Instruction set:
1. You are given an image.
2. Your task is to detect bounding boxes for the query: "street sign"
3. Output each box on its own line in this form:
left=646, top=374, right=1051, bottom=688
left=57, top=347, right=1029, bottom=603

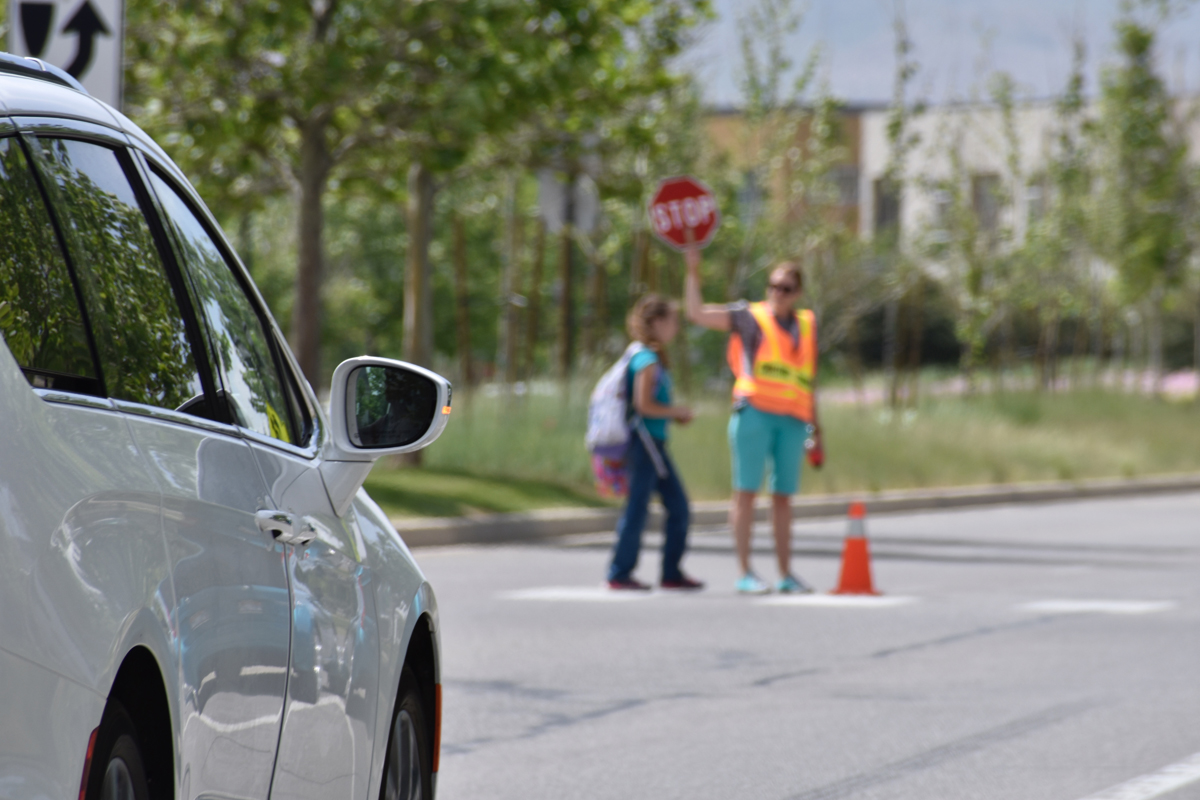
left=8, top=0, right=123, bottom=108
left=538, top=170, right=598, bottom=234
left=648, top=175, right=720, bottom=250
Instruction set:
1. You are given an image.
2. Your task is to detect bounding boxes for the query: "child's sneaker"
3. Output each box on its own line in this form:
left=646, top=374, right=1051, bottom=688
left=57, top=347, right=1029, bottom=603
left=735, top=572, right=770, bottom=595
left=777, top=574, right=814, bottom=594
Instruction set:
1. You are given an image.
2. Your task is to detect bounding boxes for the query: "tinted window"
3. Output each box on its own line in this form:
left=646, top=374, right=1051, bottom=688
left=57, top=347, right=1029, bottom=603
left=28, top=137, right=203, bottom=411
left=147, top=170, right=300, bottom=444
left=0, top=137, right=98, bottom=393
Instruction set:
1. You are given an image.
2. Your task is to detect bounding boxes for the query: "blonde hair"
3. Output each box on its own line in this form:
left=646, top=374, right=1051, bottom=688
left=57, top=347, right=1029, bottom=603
left=626, top=293, right=677, bottom=369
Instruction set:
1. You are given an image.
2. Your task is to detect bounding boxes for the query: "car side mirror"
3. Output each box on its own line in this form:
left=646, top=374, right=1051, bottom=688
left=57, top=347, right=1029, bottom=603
left=320, top=357, right=452, bottom=515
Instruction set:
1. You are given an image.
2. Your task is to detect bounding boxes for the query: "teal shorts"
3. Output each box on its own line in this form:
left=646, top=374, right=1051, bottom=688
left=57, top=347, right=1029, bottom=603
left=728, top=404, right=811, bottom=495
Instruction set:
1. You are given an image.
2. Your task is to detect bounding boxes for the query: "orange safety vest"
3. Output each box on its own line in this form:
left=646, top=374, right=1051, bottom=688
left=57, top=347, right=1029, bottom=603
left=727, top=302, right=816, bottom=422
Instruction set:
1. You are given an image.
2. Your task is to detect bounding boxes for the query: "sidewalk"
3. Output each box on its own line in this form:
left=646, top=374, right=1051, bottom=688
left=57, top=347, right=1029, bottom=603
left=391, top=472, right=1200, bottom=548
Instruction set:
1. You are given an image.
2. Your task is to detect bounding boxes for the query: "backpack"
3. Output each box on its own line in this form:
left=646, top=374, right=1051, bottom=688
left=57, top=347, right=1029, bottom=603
left=586, top=342, right=667, bottom=497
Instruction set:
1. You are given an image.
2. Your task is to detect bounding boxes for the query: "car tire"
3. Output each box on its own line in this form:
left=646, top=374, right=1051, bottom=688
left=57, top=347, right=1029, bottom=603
left=87, top=701, right=151, bottom=800
left=380, top=667, right=432, bottom=800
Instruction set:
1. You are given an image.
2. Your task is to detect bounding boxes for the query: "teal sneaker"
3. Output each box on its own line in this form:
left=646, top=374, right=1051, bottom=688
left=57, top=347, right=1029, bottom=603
left=777, top=574, right=814, bottom=594
left=735, top=572, right=771, bottom=595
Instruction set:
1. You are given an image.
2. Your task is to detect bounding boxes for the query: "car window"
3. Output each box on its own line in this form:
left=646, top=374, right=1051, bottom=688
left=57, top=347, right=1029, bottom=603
left=146, top=169, right=302, bottom=445
left=0, top=136, right=99, bottom=394
left=26, top=137, right=204, bottom=411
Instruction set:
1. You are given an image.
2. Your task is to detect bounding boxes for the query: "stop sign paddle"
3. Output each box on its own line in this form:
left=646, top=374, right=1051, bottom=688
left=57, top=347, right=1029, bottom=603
left=648, top=175, right=720, bottom=251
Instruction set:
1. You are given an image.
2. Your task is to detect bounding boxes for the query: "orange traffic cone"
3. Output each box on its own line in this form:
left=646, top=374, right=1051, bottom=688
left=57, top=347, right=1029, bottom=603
left=831, top=501, right=880, bottom=595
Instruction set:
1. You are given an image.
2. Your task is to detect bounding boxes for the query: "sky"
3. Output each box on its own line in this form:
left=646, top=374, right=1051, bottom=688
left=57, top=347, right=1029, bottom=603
left=682, top=0, right=1200, bottom=108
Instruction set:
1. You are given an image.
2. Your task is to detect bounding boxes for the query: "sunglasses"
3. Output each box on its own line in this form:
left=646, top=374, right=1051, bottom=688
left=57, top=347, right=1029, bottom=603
left=768, top=282, right=799, bottom=294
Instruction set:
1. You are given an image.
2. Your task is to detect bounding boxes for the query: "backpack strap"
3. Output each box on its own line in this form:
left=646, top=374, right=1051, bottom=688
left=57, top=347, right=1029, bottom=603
left=625, top=344, right=669, bottom=480
left=633, top=418, right=669, bottom=479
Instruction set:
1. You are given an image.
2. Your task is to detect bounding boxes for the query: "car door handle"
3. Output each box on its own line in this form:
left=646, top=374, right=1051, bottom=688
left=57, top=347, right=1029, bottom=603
left=256, top=510, right=315, bottom=546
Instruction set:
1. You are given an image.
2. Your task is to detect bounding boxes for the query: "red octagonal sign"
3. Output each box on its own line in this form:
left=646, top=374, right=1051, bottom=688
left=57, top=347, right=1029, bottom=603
left=648, top=175, right=720, bottom=251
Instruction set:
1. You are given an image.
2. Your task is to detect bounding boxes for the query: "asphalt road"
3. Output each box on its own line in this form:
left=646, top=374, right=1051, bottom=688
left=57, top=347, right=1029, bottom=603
left=416, top=494, right=1200, bottom=800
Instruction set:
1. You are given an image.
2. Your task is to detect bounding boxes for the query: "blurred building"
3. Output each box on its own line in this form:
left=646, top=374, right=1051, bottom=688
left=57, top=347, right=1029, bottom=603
left=703, top=103, right=873, bottom=235
left=703, top=98, right=1178, bottom=245
left=857, top=100, right=1060, bottom=245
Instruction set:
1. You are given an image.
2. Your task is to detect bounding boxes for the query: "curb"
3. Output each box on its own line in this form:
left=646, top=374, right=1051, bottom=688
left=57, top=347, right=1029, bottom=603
left=391, top=473, right=1200, bottom=548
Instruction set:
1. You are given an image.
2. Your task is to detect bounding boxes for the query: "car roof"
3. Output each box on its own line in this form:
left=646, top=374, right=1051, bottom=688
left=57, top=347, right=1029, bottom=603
left=0, top=53, right=185, bottom=185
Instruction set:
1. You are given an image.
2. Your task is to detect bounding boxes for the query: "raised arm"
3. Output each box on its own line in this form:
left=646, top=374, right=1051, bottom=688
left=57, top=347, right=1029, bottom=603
left=684, top=247, right=732, bottom=331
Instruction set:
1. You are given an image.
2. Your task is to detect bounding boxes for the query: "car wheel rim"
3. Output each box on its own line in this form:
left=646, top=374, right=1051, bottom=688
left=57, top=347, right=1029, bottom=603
left=384, top=709, right=422, bottom=800
left=101, top=757, right=135, bottom=800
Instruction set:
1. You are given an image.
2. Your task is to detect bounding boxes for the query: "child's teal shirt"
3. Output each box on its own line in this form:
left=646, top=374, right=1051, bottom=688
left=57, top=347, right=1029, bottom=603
left=627, top=348, right=672, bottom=441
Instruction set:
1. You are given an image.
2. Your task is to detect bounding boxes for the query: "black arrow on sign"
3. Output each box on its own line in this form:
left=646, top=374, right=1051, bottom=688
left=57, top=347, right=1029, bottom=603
left=62, top=0, right=111, bottom=79
left=20, top=3, right=55, bottom=58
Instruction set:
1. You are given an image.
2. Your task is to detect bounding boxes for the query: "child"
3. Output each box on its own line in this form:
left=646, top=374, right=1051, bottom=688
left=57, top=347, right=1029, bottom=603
left=607, top=294, right=704, bottom=591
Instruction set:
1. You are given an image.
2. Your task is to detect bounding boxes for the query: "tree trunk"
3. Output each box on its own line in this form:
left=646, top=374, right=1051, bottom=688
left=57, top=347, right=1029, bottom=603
left=291, top=117, right=333, bottom=386
left=905, top=278, right=924, bottom=405
left=497, top=174, right=519, bottom=384
left=507, top=211, right=524, bottom=384
left=452, top=212, right=473, bottom=387
left=848, top=311, right=865, bottom=406
left=581, top=245, right=597, bottom=364
left=404, top=162, right=435, bottom=369
left=1070, top=313, right=1088, bottom=390
left=523, top=219, right=546, bottom=380
left=1035, top=310, right=1054, bottom=392
left=558, top=175, right=575, bottom=380
left=1046, top=315, right=1060, bottom=392
left=1001, top=309, right=1015, bottom=392
left=1090, top=280, right=1104, bottom=387
left=1194, top=290, right=1200, bottom=404
left=591, top=246, right=608, bottom=358
left=631, top=229, right=651, bottom=296
left=401, top=163, right=435, bottom=467
left=882, top=293, right=900, bottom=407
left=1149, top=285, right=1164, bottom=394
left=1112, top=323, right=1126, bottom=391
left=597, top=251, right=609, bottom=350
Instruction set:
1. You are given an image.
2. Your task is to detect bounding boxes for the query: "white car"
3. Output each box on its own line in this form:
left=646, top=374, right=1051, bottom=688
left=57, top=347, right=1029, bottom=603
left=0, top=55, right=447, bottom=800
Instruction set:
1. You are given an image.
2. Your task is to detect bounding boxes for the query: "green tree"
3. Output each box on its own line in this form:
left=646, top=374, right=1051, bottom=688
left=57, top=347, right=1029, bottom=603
left=879, top=3, right=924, bottom=403
left=1018, top=40, right=1094, bottom=389
left=1093, top=6, right=1192, bottom=384
left=127, top=0, right=706, bottom=386
left=126, top=0, right=565, bottom=383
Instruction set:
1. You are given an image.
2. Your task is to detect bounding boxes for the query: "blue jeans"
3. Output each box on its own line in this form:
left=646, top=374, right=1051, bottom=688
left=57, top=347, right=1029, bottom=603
left=608, top=434, right=690, bottom=583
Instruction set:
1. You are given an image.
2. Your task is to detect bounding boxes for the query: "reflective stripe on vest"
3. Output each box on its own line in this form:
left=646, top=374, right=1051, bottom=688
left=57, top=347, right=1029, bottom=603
left=727, top=302, right=816, bottom=421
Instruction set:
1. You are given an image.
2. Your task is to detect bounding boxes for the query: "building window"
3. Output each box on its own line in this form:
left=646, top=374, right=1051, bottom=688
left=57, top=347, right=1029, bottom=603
left=971, top=173, right=1001, bottom=235
left=830, top=165, right=859, bottom=207
left=874, top=178, right=900, bottom=236
left=930, top=189, right=952, bottom=244
left=1026, top=180, right=1047, bottom=224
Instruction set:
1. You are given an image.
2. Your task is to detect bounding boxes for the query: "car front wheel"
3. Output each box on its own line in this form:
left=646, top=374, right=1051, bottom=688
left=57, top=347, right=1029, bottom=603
left=381, top=667, right=432, bottom=800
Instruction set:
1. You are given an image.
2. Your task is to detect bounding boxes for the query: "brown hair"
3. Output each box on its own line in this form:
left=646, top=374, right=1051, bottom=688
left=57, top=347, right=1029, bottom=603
left=770, top=261, right=804, bottom=293
left=626, top=293, right=677, bottom=369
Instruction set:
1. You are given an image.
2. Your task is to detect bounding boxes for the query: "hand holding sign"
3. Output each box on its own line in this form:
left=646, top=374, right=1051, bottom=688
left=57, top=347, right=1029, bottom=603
left=648, top=176, right=720, bottom=251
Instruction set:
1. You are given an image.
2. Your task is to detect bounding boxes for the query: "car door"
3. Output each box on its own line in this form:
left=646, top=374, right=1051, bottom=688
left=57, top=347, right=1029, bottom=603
left=23, top=129, right=291, bottom=800
left=0, top=128, right=167, bottom=800
left=141, top=165, right=381, bottom=800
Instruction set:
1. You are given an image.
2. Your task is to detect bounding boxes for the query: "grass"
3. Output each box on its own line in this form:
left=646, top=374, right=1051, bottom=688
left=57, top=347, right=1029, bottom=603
left=363, top=465, right=610, bottom=518
left=363, top=378, right=1200, bottom=518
